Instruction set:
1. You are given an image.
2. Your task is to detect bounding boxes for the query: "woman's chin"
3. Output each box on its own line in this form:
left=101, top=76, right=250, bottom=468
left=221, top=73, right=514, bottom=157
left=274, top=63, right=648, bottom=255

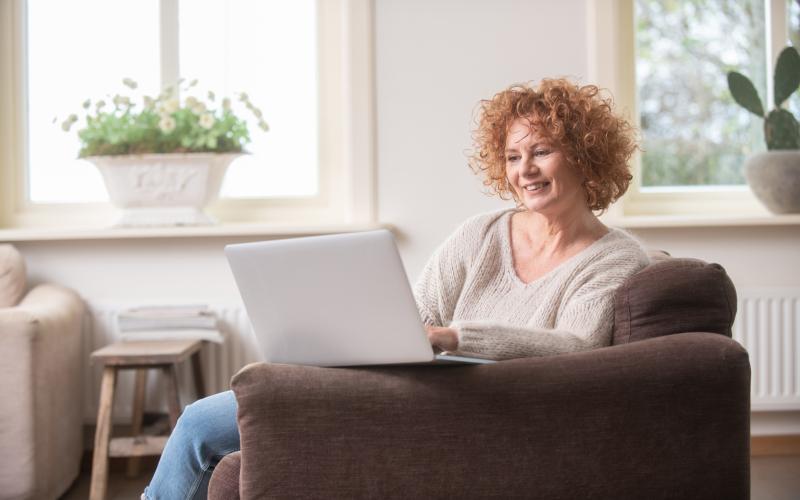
left=520, top=194, right=554, bottom=213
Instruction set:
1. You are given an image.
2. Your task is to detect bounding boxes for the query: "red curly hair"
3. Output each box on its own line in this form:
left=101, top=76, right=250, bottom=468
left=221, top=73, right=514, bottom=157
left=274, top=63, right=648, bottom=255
left=469, top=78, right=638, bottom=212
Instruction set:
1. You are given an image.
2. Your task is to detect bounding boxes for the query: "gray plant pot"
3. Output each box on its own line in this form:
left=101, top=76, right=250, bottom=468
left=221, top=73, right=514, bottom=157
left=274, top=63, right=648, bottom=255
left=744, top=151, right=800, bottom=214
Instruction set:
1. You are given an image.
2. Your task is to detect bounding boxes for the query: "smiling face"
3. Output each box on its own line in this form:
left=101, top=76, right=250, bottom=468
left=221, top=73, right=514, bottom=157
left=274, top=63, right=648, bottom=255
left=504, top=118, right=588, bottom=217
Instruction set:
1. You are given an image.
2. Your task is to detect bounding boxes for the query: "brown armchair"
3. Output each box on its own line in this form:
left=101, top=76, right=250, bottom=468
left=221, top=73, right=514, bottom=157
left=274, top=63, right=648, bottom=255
left=209, top=255, right=750, bottom=500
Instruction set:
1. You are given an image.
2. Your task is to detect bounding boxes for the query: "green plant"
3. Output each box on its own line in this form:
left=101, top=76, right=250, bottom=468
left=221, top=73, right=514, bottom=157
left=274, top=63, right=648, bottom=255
left=60, top=78, right=269, bottom=157
left=727, top=46, right=800, bottom=150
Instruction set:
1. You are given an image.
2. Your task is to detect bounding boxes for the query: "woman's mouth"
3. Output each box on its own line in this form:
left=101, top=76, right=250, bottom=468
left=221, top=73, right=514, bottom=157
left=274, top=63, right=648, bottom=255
left=523, top=182, right=550, bottom=192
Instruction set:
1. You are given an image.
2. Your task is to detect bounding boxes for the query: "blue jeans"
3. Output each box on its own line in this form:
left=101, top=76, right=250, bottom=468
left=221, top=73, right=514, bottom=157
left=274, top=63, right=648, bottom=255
left=143, top=390, right=240, bottom=500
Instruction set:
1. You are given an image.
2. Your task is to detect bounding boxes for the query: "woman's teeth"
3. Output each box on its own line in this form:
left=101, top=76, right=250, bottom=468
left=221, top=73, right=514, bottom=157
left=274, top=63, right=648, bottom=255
left=524, top=182, right=549, bottom=191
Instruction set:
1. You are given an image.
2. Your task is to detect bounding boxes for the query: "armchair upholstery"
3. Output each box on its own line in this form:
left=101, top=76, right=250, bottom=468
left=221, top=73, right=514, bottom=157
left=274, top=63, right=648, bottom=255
left=209, top=255, right=750, bottom=500
left=0, top=245, right=85, bottom=500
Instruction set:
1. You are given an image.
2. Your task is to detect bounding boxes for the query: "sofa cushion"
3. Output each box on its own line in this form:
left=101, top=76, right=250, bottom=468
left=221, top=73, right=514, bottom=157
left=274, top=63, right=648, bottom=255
left=0, top=245, right=26, bottom=308
left=612, top=258, right=737, bottom=344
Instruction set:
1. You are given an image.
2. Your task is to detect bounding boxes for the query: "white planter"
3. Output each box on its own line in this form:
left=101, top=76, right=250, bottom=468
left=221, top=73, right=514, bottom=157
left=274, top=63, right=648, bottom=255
left=744, top=151, right=800, bottom=214
left=87, top=153, right=241, bottom=227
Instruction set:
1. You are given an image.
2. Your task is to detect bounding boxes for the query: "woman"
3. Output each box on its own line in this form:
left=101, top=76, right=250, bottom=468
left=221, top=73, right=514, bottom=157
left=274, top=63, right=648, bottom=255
left=142, top=78, right=649, bottom=499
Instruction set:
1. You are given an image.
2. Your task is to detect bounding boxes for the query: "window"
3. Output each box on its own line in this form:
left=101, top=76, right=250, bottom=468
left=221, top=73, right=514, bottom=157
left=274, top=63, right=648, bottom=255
left=179, top=0, right=318, bottom=199
left=0, top=0, right=374, bottom=228
left=26, top=0, right=161, bottom=203
left=635, top=0, right=766, bottom=188
left=588, top=0, right=793, bottom=217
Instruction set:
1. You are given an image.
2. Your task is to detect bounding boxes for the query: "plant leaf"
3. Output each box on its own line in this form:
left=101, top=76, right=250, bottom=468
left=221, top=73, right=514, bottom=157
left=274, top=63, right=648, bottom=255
left=774, top=46, right=800, bottom=107
left=728, top=72, right=764, bottom=117
left=764, top=108, right=800, bottom=149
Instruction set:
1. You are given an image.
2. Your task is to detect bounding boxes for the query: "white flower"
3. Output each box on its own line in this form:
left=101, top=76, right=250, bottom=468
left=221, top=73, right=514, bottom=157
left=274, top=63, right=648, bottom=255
left=185, top=96, right=199, bottom=108
left=159, top=115, right=177, bottom=133
left=61, top=114, right=78, bottom=131
left=222, top=98, right=231, bottom=111
left=143, top=96, right=155, bottom=110
left=161, top=85, right=175, bottom=100
left=112, top=95, right=131, bottom=109
left=163, top=98, right=179, bottom=114
left=199, top=113, right=215, bottom=130
left=191, top=103, right=206, bottom=114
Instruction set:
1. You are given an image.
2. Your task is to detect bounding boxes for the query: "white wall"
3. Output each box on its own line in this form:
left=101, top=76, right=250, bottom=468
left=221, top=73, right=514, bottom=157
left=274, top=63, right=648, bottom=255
left=376, top=0, right=588, bottom=277
left=7, top=0, right=799, bottom=434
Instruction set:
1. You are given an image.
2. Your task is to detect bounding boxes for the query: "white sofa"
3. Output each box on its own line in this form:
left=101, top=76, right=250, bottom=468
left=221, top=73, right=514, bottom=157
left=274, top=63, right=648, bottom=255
left=0, top=244, right=85, bottom=500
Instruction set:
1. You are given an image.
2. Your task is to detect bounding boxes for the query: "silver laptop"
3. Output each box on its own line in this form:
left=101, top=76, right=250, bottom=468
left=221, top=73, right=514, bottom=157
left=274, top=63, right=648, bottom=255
left=224, top=230, right=495, bottom=367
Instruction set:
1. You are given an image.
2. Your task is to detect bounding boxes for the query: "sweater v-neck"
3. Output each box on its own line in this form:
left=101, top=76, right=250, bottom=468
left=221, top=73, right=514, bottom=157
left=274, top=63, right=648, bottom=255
left=502, top=210, right=615, bottom=287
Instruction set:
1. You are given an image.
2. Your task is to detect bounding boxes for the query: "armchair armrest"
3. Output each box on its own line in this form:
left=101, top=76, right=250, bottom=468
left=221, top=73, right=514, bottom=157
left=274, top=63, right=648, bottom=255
left=0, top=284, right=86, bottom=499
left=230, top=332, right=750, bottom=500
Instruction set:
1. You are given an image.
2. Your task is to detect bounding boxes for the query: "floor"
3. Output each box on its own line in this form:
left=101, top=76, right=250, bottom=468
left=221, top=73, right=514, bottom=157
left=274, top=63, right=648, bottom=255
left=59, top=455, right=800, bottom=500
left=750, top=455, right=800, bottom=500
left=59, top=456, right=155, bottom=500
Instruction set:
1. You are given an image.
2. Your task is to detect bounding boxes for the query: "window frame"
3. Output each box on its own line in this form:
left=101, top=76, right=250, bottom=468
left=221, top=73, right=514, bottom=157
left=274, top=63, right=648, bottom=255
left=0, top=0, right=376, bottom=229
left=587, top=0, right=787, bottom=218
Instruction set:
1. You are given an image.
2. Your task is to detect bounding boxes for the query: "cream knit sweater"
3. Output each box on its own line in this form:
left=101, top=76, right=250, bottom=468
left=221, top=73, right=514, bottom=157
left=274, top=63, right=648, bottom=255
left=413, top=209, right=650, bottom=360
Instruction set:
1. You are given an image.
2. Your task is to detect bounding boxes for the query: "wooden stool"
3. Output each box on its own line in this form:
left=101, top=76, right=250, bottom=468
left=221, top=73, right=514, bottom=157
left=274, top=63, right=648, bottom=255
left=88, top=339, right=206, bottom=500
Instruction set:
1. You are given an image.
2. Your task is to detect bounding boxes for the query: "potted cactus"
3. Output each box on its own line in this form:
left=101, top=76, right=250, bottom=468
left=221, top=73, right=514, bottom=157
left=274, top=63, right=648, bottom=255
left=728, top=46, right=800, bottom=213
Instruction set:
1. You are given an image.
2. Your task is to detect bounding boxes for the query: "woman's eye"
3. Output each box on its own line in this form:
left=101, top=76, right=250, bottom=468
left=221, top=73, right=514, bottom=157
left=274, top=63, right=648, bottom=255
left=534, top=149, right=550, bottom=157
left=506, top=155, right=520, bottom=162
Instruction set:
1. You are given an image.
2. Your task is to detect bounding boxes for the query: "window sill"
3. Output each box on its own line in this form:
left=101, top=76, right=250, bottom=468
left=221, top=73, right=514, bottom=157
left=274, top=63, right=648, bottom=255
left=0, top=222, right=392, bottom=242
left=602, top=213, right=800, bottom=229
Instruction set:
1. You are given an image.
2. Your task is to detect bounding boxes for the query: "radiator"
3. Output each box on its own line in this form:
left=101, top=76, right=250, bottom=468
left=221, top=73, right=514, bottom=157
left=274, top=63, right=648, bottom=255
left=83, top=302, right=262, bottom=423
left=733, top=288, right=800, bottom=411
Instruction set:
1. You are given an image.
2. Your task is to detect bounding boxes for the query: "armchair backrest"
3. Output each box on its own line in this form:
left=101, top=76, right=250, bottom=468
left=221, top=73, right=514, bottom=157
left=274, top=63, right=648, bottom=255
left=612, top=255, right=737, bottom=345
left=0, top=244, right=26, bottom=308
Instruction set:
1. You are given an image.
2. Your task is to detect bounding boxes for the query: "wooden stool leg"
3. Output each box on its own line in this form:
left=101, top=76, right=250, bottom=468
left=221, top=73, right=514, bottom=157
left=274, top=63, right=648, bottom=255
left=126, top=368, right=148, bottom=478
left=163, top=364, right=182, bottom=430
left=89, top=366, right=117, bottom=500
left=191, top=350, right=206, bottom=398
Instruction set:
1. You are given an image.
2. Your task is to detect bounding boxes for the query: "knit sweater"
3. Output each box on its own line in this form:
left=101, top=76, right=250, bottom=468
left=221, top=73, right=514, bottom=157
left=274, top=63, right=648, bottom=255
left=413, top=209, right=650, bottom=360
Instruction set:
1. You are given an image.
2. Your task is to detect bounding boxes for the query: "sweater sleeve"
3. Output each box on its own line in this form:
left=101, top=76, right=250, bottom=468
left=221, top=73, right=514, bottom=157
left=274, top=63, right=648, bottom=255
left=412, top=213, right=491, bottom=327
left=449, top=244, right=649, bottom=360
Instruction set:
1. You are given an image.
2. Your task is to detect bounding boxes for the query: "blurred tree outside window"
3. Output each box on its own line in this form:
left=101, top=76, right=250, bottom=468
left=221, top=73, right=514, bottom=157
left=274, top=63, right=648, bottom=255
left=635, top=0, right=773, bottom=188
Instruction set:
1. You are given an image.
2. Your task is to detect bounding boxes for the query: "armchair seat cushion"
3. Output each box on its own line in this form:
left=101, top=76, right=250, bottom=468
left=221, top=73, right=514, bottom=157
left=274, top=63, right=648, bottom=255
left=209, top=452, right=241, bottom=500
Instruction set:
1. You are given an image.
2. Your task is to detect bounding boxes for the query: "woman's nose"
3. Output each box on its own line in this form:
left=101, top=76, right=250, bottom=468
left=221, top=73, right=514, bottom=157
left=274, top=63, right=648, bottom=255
left=521, top=158, right=540, bottom=176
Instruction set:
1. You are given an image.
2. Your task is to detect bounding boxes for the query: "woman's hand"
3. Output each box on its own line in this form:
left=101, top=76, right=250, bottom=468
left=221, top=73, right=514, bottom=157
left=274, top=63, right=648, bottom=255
left=425, top=326, right=459, bottom=352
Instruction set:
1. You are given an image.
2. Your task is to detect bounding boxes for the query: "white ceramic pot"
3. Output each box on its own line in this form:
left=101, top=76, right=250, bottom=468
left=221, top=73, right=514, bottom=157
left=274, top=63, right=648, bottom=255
left=87, top=153, right=241, bottom=227
left=744, top=151, right=800, bottom=214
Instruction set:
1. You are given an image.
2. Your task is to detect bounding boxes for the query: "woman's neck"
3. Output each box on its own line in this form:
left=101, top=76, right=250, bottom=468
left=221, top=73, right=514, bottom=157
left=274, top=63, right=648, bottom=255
left=514, top=207, right=608, bottom=256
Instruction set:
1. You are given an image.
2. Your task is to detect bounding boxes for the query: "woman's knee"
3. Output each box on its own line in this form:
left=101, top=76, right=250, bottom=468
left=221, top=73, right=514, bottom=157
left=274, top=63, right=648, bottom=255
left=173, top=390, right=239, bottom=451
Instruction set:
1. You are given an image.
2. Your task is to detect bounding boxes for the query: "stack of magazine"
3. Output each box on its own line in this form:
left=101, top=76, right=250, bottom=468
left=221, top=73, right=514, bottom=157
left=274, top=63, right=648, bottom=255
left=117, top=304, right=223, bottom=343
